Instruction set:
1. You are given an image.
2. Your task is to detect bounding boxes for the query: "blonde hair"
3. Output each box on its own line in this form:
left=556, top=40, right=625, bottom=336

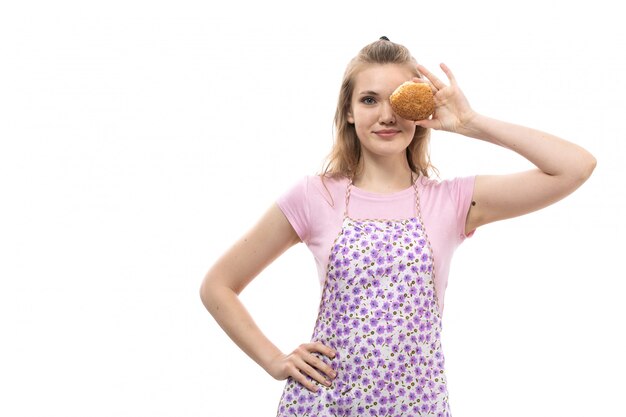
left=321, top=38, right=438, bottom=179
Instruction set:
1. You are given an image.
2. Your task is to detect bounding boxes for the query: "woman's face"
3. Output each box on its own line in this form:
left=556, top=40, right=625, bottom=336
left=348, top=63, right=417, bottom=162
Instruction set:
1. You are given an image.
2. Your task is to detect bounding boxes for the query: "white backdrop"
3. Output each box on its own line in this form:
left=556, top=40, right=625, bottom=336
left=1, top=1, right=625, bottom=416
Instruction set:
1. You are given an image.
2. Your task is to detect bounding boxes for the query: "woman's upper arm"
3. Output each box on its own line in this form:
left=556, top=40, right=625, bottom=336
left=204, top=203, right=301, bottom=294
left=465, top=169, right=591, bottom=234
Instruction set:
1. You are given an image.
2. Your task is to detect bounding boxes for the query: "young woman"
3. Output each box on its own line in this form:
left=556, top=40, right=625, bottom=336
left=200, top=37, right=596, bottom=416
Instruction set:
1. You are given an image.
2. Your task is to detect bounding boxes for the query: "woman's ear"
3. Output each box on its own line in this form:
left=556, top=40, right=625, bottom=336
left=347, top=110, right=354, bottom=124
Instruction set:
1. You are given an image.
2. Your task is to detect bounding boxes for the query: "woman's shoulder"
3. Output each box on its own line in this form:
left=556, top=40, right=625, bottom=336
left=306, top=174, right=350, bottom=207
left=419, top=174, right=476, bottom=205
left=419, top=174, right=475, bottom=189
left=280, top=174, right=349, bottom=207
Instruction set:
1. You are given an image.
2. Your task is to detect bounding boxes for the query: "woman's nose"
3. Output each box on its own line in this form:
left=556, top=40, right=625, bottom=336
left=379, top=100, right=397, bottom=124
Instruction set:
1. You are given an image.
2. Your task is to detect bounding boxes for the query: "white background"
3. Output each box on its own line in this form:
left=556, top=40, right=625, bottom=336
left=1, top=1, right=625, bottom=416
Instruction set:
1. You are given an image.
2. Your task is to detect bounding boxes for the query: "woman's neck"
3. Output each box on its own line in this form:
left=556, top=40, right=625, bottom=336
left=353, top=156, right=414, bottom=193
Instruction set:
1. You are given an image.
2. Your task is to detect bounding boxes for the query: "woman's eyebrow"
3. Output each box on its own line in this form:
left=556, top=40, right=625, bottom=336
left=358, top=90, right=380, bottom=96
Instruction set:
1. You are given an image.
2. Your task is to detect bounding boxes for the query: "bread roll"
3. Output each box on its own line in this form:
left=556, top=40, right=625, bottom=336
left=389, top=81, right=435, bottom=121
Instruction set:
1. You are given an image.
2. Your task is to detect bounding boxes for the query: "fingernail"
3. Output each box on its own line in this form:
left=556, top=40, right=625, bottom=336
left=325, top=380, right=331, bottom=386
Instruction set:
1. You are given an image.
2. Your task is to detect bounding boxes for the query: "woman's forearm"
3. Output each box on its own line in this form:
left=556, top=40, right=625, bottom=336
left=200, top=281, right=282, bottom=372
left=458, top=113, right=596, bottom=180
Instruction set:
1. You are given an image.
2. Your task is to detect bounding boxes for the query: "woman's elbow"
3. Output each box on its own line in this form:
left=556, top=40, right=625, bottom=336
left=577, top=152, right=597, bottom=183
left=199, top=272, right=221, bottom=312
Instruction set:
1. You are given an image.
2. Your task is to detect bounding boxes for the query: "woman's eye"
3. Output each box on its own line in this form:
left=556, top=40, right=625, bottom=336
left=361, top=97, right=376, bottom=105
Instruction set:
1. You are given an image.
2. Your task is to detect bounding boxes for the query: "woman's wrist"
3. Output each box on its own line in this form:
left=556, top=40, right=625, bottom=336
left=454, top=110, right=483, bottom=138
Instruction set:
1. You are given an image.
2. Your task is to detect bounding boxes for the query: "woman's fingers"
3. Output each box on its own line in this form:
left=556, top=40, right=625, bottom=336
left=439, top=62, right=457, bottom=86
left=417, top=64, right=446, bottom=90
left=289, top=342, right=337, bottom=392
left=298, top=342, right=336, bottom=378
left=306, top=341, right=336, bottom=360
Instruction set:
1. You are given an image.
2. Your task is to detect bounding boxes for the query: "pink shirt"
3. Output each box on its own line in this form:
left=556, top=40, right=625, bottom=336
left=277, top=174, right=476, bottom=316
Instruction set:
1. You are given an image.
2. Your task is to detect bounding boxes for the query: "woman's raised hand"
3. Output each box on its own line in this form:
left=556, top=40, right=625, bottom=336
left=265, top=342, right=337, bottom=392
left=414, top=63, right=477, bottom=133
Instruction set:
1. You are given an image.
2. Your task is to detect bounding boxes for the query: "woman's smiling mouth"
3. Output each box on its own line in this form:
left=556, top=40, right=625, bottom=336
left=374, top=129, right=401, bottom=138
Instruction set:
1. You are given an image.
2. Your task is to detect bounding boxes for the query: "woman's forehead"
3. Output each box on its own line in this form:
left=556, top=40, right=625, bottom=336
left=353, top=64, right=415, bottom=94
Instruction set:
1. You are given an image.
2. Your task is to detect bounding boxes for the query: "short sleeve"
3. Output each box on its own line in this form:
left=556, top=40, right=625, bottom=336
left=276, top=176, right=311, bottom=244
left=446, top=175, right=477, bottom=240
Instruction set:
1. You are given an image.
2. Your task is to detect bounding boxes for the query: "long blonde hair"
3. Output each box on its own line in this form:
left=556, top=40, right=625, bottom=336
left=321, top=37, right=437, bottom=179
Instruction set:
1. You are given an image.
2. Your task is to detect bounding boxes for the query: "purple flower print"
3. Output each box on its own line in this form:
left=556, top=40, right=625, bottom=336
left=276, top=214, right=449, bottom=417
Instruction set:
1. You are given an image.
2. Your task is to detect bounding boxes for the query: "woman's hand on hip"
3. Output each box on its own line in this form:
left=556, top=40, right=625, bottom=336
left=266, top=342, right=337, bottom=392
